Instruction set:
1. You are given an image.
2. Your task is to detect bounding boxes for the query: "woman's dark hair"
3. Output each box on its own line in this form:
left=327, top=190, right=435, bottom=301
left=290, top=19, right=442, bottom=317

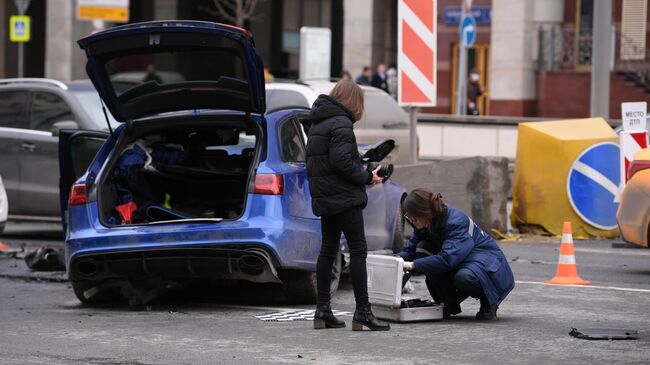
left=402, top=188, right=448, bottom=230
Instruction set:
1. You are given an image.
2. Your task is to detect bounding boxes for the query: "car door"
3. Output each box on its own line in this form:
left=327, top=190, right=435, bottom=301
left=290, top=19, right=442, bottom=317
left=18, top=90, right=79, bottom=217
left=278, top=112, right=317, bottom=220
left=0, top=90, right=30, bottom=215
left=359, top=140, right=399, bottom=252
left=59, top=130, right=109, bottom=231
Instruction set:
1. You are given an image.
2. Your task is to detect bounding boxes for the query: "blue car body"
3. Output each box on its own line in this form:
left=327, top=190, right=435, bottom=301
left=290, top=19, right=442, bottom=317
left=60, top=21, right=405, bottom=303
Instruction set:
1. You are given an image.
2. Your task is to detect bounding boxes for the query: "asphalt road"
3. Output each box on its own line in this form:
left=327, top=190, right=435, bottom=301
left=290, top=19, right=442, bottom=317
left=1, top=223, right=649, bottom=364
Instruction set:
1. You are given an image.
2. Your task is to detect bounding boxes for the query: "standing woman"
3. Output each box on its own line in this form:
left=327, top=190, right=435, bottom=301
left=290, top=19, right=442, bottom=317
left=399, top=188, right=515, bottom=320
left=306, top=80, right=389, bottom=331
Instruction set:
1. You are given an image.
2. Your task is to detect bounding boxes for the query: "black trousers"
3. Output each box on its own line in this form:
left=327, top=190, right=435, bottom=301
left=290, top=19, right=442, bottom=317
left=425, top=268, right=485, bottom=309
left=317, top=207, right=369, bottom=307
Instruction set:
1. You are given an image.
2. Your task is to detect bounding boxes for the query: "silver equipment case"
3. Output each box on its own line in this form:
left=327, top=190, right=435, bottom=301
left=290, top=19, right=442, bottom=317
left=367, top=254, right=443, bottom=322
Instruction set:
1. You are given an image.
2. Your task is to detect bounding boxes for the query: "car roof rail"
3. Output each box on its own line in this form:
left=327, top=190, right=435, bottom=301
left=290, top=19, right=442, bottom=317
left=0, top=78, right=68, bottom=90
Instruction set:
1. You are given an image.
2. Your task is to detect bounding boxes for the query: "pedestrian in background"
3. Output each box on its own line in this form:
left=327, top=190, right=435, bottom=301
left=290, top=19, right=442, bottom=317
left=340, top=70, right=352, bottom=81
left=355, top=66, right=372, bottom=86
left=305, top=80, right=389, bottom=331
left=371, top=63, right=389, bottom=93
left=398, top=188, right=514, bottom=320
left=386, top=64, right=398, bottom=100
left=467, top=68, right=485, bottom=115
left=142, top=64, right=162, bottom=84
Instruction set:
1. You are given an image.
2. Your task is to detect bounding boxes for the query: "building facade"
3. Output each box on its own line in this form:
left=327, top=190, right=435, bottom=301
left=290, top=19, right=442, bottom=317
left=1, top=0, right=648, bottom=119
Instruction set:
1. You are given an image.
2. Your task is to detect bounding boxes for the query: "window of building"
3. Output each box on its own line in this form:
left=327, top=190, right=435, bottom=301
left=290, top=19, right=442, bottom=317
left=574, top=0, right=594, bottom=69
left=30, top=92, right=75, bottom=132
left=621, top=0, right=648, bottom=60
left=0, top=91, right=29, bottom=129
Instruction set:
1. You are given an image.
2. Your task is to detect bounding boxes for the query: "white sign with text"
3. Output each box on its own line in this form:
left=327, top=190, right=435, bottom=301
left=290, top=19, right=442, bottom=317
left=621, top=102, right=647, bottom=131
left=299, top=27, right=331, bottom=81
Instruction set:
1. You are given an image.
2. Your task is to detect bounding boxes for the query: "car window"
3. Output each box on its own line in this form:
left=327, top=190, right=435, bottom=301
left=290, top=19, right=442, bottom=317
left=279, top=119, right=306, bottom=162
left=266, top=89, right=310, bottom=111
left=0, top=91, right=29, bottom=129
left=30, top=92, right=75, bottom=131
left=71, top=136, right=106, bottom=178
left=70, top=90, right=120, bottom=129
left=357, top=92, right=407, bottom=130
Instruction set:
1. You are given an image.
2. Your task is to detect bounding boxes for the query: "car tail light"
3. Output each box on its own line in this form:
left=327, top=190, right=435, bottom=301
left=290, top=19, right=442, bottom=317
left=254, top=174, right=284, bottom=195
left=68, top=184, right=88, bottom=206
left=628, top=160, right=650, bottom=180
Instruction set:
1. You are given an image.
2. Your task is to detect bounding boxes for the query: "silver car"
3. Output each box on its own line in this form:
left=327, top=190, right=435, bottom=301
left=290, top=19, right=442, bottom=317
left=266, top=81, right=412, bottom=164
left=0, top=78, right=116, bottom=221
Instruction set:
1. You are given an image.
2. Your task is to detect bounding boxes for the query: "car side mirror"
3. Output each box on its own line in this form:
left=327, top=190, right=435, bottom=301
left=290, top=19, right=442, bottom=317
left=51, top=120, right=79, bottom=136
left=360, top=139, right=396, bottom=163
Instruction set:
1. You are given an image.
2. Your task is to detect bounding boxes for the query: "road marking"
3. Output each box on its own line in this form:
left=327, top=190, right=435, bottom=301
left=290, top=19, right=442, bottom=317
left=516, top=280, right=650, bottom=293
left=574, top=247, right=650, bottom=256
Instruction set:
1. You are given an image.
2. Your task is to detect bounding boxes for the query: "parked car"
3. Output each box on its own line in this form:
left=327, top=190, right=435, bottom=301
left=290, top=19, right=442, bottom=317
left=266, top=81, right=412, bottom=164
left=0, top=175, right=7, bottom=233
left=617, top=148, right=650, bottom=248
left=0, top=78, right=117, bottom=221
left=61, top=21, right=406, bottom=305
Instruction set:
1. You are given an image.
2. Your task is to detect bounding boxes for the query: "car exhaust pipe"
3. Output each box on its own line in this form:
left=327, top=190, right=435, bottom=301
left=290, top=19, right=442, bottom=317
left=238, top=254, right=266, bottom=276
left=76, top=259, right=99, bottom=277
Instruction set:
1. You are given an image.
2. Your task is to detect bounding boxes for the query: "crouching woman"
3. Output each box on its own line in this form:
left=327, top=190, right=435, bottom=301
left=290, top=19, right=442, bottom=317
left=398, top=189, right=514, bottom=320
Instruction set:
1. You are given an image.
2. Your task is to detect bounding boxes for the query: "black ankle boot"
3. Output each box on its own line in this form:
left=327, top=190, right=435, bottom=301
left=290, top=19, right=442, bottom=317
left=442, top=302, right=462, bottom=319
left=475, top=297, right=498, bottom=320
left=352, top=304, right=390, bottom=331
left=313, top=304, right=346, bottom=329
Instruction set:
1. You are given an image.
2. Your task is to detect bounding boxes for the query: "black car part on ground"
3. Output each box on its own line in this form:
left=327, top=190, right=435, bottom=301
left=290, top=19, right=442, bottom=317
left=569, top=328, right=639, bottom=340
left=24, top=247, right=66, bottom=271
left=95, top=116, right=261, bottom=226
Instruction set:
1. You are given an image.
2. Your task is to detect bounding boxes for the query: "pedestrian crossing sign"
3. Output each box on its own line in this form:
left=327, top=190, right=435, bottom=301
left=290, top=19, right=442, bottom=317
left=9, top=15, right=30, bottom=42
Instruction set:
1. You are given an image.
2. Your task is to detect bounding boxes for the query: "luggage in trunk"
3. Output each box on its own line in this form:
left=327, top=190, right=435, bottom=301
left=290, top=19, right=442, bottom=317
left=98, top=123, right=257, bottom=225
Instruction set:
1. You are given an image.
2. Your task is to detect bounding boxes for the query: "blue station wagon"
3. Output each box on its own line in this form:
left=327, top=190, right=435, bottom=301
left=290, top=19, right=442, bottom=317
left=60, top=21, right=406, bottom=305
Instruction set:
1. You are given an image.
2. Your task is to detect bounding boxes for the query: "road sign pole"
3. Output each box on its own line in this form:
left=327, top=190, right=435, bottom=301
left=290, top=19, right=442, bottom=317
left=13, top=0, right=30, bottom=78
left=18, top=43, right=24, bottom=78
left=590, top=0, right=612, bottom=118
left=409, top=106, right=418, bottom=164
left=455, top=1, right=468, bottom=116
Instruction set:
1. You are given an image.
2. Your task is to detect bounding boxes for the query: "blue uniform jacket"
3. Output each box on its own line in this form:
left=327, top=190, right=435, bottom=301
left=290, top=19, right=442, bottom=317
left=398, top=206, right=515, bottom=305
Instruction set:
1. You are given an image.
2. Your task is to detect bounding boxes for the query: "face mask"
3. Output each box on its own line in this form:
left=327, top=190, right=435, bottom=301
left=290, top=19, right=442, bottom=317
left=470, top=74, right=480, bottom=82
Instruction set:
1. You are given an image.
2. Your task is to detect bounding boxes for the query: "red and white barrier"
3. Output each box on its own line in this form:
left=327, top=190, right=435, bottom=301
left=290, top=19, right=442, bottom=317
left=620, top=130, right=648, bottom=184
left=398, top=0, right=437, bottom=106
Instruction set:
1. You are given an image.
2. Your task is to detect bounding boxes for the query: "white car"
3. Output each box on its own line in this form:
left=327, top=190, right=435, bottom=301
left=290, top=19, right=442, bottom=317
left=0, top=175, right=7, bottom=233
left=266, top=81, right=412, bottom=164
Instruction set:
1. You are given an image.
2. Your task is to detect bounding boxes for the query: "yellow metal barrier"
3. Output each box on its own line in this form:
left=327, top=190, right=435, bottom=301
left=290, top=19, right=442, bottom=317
left=511, top=118, right=619, bottom=238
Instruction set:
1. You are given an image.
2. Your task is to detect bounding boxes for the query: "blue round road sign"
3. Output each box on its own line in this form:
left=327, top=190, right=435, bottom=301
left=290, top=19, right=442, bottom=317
left=566, top=142, right=621, bottom=230
left=460, top=15, right=477, bottom=47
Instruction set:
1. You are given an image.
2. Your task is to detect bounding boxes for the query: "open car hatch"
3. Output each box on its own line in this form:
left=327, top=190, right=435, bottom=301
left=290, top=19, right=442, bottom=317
left=78, top=21, right=266, bottom=123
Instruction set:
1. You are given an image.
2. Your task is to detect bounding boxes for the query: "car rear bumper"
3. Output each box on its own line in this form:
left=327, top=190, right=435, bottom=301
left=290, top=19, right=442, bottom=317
left=65, top=199, right=323, bottom=280
left=68, top=246, right=281, bottom=283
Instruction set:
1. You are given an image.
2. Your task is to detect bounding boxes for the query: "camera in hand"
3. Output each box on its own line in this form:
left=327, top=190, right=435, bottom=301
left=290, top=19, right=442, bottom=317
left=367, top=162, right=394, bottom=183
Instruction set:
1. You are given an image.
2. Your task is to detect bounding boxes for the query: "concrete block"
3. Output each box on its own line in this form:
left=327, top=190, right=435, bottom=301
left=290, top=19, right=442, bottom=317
left=392, top=157, right=510, bottom=234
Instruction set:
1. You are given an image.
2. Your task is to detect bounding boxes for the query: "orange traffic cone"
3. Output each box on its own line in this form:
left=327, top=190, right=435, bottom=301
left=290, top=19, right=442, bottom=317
left=544, top=221, right=591, bottom=285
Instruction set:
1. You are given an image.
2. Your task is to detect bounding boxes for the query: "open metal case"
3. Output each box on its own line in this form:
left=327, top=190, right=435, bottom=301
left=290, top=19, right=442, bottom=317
left=367, top=255, right=443, bottom=322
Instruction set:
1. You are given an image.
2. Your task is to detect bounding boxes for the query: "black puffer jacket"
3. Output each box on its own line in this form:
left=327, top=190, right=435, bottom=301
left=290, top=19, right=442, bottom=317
left=306, top=95, right=372, bottom=216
